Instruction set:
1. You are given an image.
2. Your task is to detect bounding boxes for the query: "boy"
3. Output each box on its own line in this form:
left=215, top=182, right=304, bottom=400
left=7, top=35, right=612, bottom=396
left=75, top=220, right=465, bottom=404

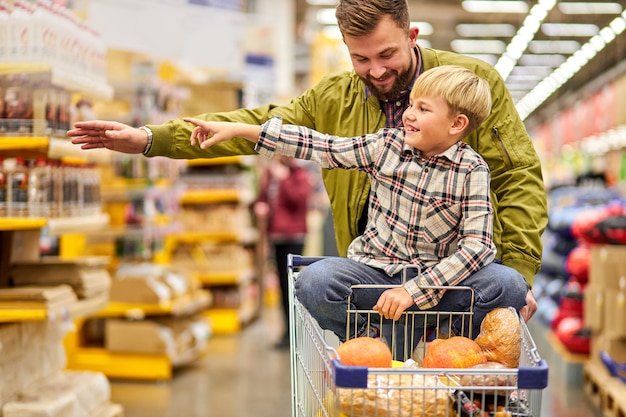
left=184, top=66, right=529, bottom=353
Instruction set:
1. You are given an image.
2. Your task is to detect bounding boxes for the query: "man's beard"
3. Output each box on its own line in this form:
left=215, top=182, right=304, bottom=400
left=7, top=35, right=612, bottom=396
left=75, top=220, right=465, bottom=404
left=362, top=67, right=413, bottom=101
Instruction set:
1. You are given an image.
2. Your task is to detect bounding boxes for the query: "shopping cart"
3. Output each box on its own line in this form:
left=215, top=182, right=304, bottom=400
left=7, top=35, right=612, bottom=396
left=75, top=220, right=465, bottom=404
left=287, top=255, right=549, bottom=417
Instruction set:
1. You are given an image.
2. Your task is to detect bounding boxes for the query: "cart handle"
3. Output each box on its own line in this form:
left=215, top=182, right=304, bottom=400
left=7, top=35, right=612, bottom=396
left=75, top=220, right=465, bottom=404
left=287, top=254, right=328, bottom=267
left=332, top=358, right=549, bottom=389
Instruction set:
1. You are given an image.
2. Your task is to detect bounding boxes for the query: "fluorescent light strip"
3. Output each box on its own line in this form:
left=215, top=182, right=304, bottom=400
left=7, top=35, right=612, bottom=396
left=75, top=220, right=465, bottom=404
left=558, top=2, right=622, bottom=15
left=462, top=1, right=528, bottom=13
left=451, top=39, right=506, bottom=54
left=527, top=40, right=581, bottom=54
left=316, top=8, right=336, bottom=25
left=412, top=21, right=434, bottom=36
left=494, top=0, right=557, bottom=80
left=456, top=23, right=516, bottom=37
left=541, top=23, right=599, bottom=37
left=516, top=15, right=626, bottom=120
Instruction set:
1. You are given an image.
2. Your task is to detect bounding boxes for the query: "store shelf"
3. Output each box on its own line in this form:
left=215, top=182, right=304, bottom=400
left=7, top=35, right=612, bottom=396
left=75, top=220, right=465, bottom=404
left=186, top=155, right=256, bottom=167
left=180, top=188, right=255, bottom=205
left=47, top=137, right=113, bottom=165
left=203, top=308, right=241, bottom=334
left=0, top=136, right=112, bottom=164
left=91, top=291, right=212, bottom=319
left=47, top=213, right=110, bottom=236
left=0, top=63, right=113, bottom=100
left=166, top=228, right=259, bottom=245
left=0, top=137, right=49, bottom=158
left=194, top=269, right=255, bottom=286
left=0, top=218, right=47, bottom=231
left=0, top=293, right=108, bottom=323
left=65, top=347, right=174, bottom=380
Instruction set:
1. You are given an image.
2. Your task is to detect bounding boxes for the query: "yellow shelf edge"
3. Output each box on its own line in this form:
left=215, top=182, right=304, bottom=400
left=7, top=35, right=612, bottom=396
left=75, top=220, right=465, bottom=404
left=0, top=217, right=47, bottom=231
left=180, top=189, right=241, bottom=204
left=0, top=137, right=49, bottom=150
left=186, top=155, right=255, bottom=167
left=66, top=347, right=172, bottom=380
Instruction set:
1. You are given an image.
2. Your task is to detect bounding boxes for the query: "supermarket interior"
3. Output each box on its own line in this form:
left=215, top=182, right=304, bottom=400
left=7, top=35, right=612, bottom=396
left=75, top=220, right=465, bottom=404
left=1, top=0, right=626, bottom=416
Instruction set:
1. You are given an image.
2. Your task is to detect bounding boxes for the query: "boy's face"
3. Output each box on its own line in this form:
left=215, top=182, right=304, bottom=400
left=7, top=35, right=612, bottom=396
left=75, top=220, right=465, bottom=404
left=402, top=95, right=463, bottom=159
left=343, top=16, right=418, bottom=101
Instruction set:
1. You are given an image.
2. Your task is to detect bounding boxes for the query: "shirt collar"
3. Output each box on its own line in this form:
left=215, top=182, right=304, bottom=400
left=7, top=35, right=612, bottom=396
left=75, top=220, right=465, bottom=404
left=402, top=140, right=463, bottom=161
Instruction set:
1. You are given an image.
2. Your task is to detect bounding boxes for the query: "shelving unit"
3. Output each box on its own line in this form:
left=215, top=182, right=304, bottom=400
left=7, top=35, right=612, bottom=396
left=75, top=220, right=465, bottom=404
left=156, top=155, right=264, bottom=334
left=64, top=293, right=211, bottom=381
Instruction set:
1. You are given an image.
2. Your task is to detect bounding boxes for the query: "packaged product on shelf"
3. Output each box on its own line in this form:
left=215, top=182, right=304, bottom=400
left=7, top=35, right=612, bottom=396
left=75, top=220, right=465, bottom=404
left=5, top=157, right=29, bottom=217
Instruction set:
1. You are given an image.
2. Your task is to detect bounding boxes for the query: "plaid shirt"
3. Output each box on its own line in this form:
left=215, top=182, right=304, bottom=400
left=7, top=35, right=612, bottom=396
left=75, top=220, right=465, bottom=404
left=256, top=117, right=496, bottom=309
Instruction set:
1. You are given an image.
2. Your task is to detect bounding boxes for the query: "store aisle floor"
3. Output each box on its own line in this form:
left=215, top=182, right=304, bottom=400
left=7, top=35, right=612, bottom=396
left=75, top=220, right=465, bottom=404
left=110, top=306, right=601, bottom=417
left=110, top=307, right=291, bottom=417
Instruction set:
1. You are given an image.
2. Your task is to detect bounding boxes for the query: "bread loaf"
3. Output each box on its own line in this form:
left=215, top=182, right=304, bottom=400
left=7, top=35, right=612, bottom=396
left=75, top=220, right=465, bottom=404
left=475, top=307, right=521, bottom=368
left=337, top=373, right=453, bottom=417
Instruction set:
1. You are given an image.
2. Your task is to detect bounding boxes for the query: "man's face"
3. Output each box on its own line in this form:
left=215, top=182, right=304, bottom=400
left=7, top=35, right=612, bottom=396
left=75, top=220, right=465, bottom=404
left=343, top=16, right=418, bottom=101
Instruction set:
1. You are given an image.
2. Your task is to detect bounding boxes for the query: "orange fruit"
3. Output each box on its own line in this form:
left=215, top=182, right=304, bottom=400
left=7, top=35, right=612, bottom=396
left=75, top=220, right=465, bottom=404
left=336, top=337, right=392, bottom=368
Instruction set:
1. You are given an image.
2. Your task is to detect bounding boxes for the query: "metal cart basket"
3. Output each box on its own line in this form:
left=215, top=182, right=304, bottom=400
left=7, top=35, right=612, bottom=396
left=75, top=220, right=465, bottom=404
left=288, top=255, right=549, bottom=417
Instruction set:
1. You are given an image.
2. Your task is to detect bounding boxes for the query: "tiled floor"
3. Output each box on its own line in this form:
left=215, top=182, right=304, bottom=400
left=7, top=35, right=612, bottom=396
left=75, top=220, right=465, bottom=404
left=110, top=306, right=602, bottom=417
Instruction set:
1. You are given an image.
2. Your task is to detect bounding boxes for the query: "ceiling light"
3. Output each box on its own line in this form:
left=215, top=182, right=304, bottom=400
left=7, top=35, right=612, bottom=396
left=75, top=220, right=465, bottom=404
left=518, top=54, right=566, bottom=67
left=516, top=15, right=623, bottom=120
left=507, top=73, right=547, bottom=83
left=527, top=40, right=581, bottom=54
left=316, top=8, right=336, bottom=25
left=417, top=39, right=432, bottom=49
left=321, top=25, right=342, bottom=39
left=494, top=0, right=557, bottom=79
left=541, top=23, right=599, bottom=37
left=412, top=21, right=433, bottom=36
left=558, top=2, right=622, bottom=14
left=462, top=1, right=528, bottom=13
left=450, top=39, right=506, bottom=54
left=599, top=26, right=617, bottom=43
left=611, top=16, right=626, bottom=34
left=456, top=24, right=516, bottom=37
left=510, top=66, right=553, bottom=77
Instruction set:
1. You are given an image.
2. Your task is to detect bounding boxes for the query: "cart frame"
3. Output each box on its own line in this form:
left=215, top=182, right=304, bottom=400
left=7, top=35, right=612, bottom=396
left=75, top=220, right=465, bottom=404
left=288, top=254, right=549, bottom=417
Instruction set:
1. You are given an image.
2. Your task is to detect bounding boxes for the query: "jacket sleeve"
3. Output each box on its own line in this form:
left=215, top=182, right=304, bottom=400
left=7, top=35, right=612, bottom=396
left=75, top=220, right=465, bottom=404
left=468, top=64, right=548, bottom=285
left=144, top=92, right=320, bottom=160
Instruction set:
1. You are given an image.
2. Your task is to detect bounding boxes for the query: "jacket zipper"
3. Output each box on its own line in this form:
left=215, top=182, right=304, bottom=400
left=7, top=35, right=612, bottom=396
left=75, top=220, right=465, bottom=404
left=492, top=126, right=514, bottom=169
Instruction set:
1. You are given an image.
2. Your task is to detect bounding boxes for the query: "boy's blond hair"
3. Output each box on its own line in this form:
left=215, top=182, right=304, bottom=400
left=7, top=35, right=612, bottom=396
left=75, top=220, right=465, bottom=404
left=412, top=65, right=492, bottom=136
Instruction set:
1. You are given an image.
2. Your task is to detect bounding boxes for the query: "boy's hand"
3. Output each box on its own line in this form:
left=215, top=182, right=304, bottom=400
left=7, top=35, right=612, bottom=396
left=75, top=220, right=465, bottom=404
left=373, top=287, right=414, bottom=320
left=184, top=117, right=236, bottom=149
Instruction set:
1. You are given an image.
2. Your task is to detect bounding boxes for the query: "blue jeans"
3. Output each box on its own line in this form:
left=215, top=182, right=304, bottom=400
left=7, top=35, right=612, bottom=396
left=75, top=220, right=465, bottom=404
left=294, top=257, right=529, bottom=358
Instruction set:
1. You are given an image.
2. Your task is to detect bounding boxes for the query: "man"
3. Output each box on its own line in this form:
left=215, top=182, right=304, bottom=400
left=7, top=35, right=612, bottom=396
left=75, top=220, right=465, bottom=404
left=68, top=0, right=547, bottom=321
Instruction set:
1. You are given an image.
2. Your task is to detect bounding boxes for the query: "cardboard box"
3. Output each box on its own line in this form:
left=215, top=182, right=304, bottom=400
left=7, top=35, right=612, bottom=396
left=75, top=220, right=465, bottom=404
left=108, top=276, right=172, bottom=304
left=10, top=229, right=41, bottom=263
left=105, top=316, right=211, bottom=362
left=10, top=256, right=111, bottom=299
left=105, top=319, right=175, bottom=356
left=584, top=285, right=604, bottom=332
left=604, top=290, right=626, bottom=336
left=590, top=245, right=626, bottom=289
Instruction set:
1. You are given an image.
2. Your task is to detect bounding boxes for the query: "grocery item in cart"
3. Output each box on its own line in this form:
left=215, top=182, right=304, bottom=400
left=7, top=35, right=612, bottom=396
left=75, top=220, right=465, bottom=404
left=337, top=373, right=453, bottom=417
left=475, top=307, right=522, bottom=368
left=459, top=361, right=518, bottom=393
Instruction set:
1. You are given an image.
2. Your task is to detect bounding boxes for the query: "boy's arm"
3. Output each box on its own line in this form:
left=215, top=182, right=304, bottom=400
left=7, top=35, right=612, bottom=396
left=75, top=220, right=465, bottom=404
left=183, top=117, right=261, bottom=148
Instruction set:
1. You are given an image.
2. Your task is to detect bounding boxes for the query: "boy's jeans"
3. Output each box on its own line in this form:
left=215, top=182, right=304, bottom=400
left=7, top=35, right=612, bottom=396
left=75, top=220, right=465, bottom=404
left=294, top=257, right=529, bottom=359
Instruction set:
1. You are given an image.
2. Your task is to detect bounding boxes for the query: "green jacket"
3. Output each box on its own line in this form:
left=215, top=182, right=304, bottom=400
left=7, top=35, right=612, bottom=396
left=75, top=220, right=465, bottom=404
left=146, top=47, right=548, bottom=284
